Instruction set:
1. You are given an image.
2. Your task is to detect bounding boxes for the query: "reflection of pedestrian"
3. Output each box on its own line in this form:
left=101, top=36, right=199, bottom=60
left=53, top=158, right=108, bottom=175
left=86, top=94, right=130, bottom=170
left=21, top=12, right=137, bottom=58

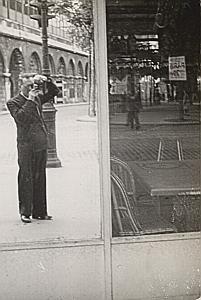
left=126, top=91, right=141, bottom=130
left=154, top=87, right=161, bottom=105
left=183, top=90, right=190, bottom=115
left=7, top=75, right=59, bottom=223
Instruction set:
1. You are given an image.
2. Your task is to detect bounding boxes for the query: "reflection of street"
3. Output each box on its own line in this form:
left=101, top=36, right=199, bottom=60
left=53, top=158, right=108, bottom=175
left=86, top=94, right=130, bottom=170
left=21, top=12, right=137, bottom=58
left=110, top=125, right=200, bottom=162
left=110, top=103, right=200, bottom=161
left=0, top=104, right=101, bottom=243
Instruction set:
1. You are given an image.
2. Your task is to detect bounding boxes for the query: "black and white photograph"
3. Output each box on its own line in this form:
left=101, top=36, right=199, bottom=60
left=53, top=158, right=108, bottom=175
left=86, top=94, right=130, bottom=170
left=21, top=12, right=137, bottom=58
left=0, top=0, right=200, bottom=299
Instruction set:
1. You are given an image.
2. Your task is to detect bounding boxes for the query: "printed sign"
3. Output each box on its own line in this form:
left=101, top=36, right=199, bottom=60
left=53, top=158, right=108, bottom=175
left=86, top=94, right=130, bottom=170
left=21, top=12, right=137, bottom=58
left=169, top=56, right=187, bottom=81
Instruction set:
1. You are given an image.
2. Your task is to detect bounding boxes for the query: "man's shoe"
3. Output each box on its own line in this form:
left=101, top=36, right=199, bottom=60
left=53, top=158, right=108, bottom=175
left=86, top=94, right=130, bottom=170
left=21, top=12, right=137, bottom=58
left=21, top=215, right=31, bottom=223
left=32, top=215, right=52, bottom=220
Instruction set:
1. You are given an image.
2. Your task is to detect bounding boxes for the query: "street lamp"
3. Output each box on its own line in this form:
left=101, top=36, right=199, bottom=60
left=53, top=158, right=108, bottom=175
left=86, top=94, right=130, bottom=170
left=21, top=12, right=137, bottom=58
left=30, top=0, right=61, bottom=168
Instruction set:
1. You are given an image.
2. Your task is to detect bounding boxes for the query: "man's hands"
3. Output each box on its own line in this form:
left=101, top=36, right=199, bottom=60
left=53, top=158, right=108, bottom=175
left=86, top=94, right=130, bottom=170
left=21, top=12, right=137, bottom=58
left=27, top=74, right=59, bottom=103
left=28, top=88, right=42, bottom=105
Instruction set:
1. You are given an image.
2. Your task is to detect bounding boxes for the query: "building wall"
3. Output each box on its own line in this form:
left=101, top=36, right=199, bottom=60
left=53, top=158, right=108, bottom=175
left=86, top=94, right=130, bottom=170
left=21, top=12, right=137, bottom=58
left=0, top=0, right=73, bottom=44
left=0, top=242, right=105, bottom=300
left=0, top=1, right=89, bottom=110
left=112, top=235, right=201, bottom=300
left=0, top=235, right=200, bottom=300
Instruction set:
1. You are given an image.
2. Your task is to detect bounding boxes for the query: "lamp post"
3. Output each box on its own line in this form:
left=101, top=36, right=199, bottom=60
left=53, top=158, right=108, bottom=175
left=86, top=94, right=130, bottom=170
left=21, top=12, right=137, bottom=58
left=30, top=0, right=61, bottom=168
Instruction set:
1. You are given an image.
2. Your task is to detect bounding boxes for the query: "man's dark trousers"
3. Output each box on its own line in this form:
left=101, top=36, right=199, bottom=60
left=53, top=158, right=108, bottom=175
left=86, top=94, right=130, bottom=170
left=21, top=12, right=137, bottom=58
left=18, top=143, right=47, bottom=217
left=127, top=111, right=140, bottom=129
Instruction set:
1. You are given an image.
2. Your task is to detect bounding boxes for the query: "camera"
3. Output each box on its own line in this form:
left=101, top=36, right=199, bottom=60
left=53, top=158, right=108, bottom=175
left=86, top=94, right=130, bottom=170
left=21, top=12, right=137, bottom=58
left=33, top=75, right=47, bottom=92
left=33, top=75, right=60, bottom=97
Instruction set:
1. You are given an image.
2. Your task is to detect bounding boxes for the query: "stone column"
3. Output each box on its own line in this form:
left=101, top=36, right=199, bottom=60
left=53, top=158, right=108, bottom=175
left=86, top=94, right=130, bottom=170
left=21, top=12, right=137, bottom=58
left=3, top=72, right=11, bottom=110
left=74, top=76, right=78, bottom=102
left=83, top=77, right=88, bottom=102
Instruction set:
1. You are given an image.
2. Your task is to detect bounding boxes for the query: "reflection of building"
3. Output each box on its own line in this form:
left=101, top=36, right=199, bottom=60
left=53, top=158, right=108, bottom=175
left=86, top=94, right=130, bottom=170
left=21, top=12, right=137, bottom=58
left=0, top=0, right=89, bottom=110
left=108, top=33, right=160, bottom=105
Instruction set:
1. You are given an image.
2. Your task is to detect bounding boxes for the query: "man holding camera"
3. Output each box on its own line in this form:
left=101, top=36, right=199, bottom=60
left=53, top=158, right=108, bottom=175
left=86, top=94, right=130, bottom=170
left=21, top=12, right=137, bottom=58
left=7, top=75, right=59, bottom=223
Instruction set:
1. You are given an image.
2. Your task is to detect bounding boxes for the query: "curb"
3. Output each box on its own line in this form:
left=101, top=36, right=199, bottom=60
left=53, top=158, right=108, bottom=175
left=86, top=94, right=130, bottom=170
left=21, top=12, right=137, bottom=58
left=0, top=110, right=9, bottom=116
left=110, top=121, right=199, bottom=126
left=0, top=102, right=89, bottom=116
left=55, top=102, right=88, bottom=108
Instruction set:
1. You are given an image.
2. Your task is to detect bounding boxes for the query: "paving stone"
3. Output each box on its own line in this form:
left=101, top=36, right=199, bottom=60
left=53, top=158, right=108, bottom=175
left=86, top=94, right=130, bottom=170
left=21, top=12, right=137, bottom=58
left=110, top=125, right=200, bottom=161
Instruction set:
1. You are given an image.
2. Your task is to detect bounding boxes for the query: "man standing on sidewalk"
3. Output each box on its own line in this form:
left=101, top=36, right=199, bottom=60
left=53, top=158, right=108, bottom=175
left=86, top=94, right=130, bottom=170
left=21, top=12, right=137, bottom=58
left=7, top=75, right=59, bottom=223
left=126, top=90, right=141, bottom=130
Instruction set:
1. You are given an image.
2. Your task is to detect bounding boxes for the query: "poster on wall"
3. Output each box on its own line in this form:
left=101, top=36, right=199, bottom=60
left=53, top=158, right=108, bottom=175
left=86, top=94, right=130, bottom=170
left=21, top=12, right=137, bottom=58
left=168, top=56, right=187, bottom=81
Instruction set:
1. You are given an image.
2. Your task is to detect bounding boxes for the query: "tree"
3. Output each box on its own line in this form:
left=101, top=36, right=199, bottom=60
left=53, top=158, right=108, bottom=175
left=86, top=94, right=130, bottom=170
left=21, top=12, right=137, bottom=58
left=51, top=0, right=96, bottom=116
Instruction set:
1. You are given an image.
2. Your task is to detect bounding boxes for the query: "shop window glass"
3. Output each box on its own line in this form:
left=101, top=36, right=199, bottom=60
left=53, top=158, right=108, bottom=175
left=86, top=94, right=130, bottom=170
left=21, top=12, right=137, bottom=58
left=24, top=0, right=29, bottom=15
left=16, top=1, right=22, bottom=13
left=10, top=0, right=15, bottom=10
left=69, top=87, right=75, bottom=98
left=106, top=0, right=201, bottom=237
left=29, top=6, right=37, bottom=15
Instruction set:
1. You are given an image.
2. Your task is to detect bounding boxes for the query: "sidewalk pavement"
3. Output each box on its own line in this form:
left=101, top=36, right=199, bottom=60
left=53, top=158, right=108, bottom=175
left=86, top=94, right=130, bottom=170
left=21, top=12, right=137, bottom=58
left=0, top=104, right=101, bottom=244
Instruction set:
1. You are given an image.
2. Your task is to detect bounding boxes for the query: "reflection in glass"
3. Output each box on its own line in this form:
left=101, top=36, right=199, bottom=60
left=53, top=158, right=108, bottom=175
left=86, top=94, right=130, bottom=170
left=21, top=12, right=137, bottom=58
left=106, top=0, right=201, bottom=237
left=0, top=0, right=101, bottom=243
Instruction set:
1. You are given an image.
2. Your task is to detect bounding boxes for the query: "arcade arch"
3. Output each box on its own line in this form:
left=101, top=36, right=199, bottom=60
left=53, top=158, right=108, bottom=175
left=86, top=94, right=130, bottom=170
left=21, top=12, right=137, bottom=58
left=9, top=48, right=25, bottom=97
left=67, top=59, right=75, bottom=76
left=49, top=54, right=56, bottom=75
left=85, top=62, right=89, bottom=82
left=54, top=57, right=67, bottom=103
left=28, top=52, right=42, bottom=74
left=57, top=57, right=66, bottom=75
left=77, top=61, right=84, bottom=77
left=77, top=61, right=84, bottom=101
left=0, top=51, right=5, bottom=110
left=67, top=59, right=76, bottom=101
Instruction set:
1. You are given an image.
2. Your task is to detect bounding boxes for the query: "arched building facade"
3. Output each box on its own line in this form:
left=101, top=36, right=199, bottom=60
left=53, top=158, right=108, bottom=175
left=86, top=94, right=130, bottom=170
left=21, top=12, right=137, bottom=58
left=0, top=39, right=89, bottom=109
left=0, top=3, right=89, bottom=110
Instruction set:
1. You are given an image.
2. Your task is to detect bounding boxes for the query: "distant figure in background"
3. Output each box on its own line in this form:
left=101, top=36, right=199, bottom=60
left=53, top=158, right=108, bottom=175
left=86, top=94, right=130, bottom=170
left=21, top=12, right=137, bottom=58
left=183, top=90, right=191, bottom=115
left=154, top=87, right=161, bottom=105
left=126, top=90, right=141, bottom=130
left=7, top=75, right=59, bottom=223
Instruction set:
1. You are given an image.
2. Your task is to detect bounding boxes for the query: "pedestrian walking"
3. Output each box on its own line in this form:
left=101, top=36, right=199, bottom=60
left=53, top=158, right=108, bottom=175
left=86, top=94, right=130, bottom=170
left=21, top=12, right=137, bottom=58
left=126, top=90, right=141, bottom=130
left=183, top=90, right=190, bottom=115
left=7, top=75, right=59, bottom=223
